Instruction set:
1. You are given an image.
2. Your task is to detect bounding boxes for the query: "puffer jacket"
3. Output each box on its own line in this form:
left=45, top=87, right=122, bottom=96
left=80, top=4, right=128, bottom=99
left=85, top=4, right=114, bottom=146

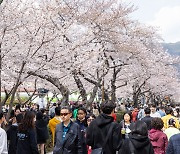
left=149, top=129, right=168, bottom=154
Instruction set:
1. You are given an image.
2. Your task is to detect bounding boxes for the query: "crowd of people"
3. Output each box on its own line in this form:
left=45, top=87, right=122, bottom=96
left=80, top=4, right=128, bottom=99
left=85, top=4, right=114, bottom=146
left=0, top=101, right=180, bottom=154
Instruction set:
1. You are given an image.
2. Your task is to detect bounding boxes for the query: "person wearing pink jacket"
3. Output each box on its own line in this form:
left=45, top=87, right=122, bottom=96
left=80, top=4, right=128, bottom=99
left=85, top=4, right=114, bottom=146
left=149, top=118, right=168, bottom=154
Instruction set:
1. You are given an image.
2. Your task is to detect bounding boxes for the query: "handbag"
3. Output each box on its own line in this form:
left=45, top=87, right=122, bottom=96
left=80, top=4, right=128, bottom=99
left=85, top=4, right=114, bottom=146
left=91, top=123, right=115, bottom=154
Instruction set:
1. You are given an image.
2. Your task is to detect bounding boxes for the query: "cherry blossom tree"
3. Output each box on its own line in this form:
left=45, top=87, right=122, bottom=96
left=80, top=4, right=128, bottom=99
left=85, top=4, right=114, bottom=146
left=0, top=0, right=179, bottom=110
left=0, top=0, right=59, bottom=114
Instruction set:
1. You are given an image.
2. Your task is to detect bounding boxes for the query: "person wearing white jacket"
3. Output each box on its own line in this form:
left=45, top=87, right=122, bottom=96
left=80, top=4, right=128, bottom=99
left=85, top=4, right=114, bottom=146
left=0, top=111, right=8, bottom=154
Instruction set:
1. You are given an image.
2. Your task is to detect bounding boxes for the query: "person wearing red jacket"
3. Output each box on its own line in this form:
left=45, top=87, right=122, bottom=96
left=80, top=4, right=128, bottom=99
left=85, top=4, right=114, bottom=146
left=132, top=107, right=139, bottom=122
left=149, top=118, right=168, bottom=154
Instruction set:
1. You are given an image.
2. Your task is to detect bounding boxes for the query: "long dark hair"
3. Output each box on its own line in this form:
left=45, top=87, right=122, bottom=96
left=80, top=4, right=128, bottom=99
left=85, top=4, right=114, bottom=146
left=77, top=107, right=88, bottom=127
left=123, top=111, right=132, bottom=122
left=77, top=107, right=87, bottom=116
left=18, top=111, right=35, bottom=132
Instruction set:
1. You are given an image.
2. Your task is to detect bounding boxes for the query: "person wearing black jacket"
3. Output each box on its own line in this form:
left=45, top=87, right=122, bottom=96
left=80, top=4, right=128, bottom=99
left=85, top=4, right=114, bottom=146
left=118, top=121, right=154, bottom=154
left=35, top=111, right=49, bottom=154
left=74, top=107, right=88, bottom=154
left=7, top=113, right=23, bottom=154
left=16, top=111, right=39, bottom=154
left=86, top=102, right=122, bottom=154
left=141, top=107, right=153, bottom=130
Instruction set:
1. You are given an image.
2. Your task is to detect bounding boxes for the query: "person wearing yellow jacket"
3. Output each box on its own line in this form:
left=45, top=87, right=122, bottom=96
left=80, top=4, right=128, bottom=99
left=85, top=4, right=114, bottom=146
left=48, top=107, right=61, bottom=146
left=161, top=107, right=179, bottom=129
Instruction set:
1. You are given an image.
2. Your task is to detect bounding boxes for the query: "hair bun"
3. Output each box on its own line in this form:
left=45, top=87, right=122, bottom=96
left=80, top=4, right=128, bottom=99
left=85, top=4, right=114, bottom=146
left=168, top=118, right=175, bottom=126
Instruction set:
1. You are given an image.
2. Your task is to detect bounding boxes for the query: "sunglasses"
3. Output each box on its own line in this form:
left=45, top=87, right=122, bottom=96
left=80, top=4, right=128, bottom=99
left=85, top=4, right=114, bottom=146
left=87, top=118, right=94, bottom=122
left=60, top=113, right=70, bottom=116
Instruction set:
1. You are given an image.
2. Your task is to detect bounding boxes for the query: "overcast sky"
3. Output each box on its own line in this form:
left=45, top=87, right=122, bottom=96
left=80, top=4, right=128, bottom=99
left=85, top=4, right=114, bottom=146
left=124, top=0, right=180, bottom=43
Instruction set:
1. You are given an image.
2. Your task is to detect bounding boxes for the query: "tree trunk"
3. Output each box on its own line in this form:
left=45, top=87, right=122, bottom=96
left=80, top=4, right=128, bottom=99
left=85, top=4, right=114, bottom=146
left=111, top=79, right=116, bottom=103
left=133, top=93, right=138, bottom=107
left=0, top=87, right=13, bottom=110
left=7, top=61, right=26, bottom=120
left=110, top=67, right=122, bottom=103
left=86, top=85, right=98, bottom=108
left=7, top=84, right=19, bottom=120
left=27, top=71, right=69, bottom=106
left=72, top=71, right=87, bottom=103
left=16, top=91, right=22, bottom=104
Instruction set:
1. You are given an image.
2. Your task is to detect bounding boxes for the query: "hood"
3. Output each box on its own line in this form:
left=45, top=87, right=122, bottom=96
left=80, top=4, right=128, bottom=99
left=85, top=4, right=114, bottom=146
left=96, top=113, right=114, bottom=127
left=149, top=129, right=162, bottom=141
left=130, top=134, right=150, bottom=149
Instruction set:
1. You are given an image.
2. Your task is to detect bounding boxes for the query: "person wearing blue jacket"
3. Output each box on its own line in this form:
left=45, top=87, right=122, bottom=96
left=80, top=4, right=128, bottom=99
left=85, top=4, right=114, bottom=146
left=166, top=133, right=180, bottom=154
